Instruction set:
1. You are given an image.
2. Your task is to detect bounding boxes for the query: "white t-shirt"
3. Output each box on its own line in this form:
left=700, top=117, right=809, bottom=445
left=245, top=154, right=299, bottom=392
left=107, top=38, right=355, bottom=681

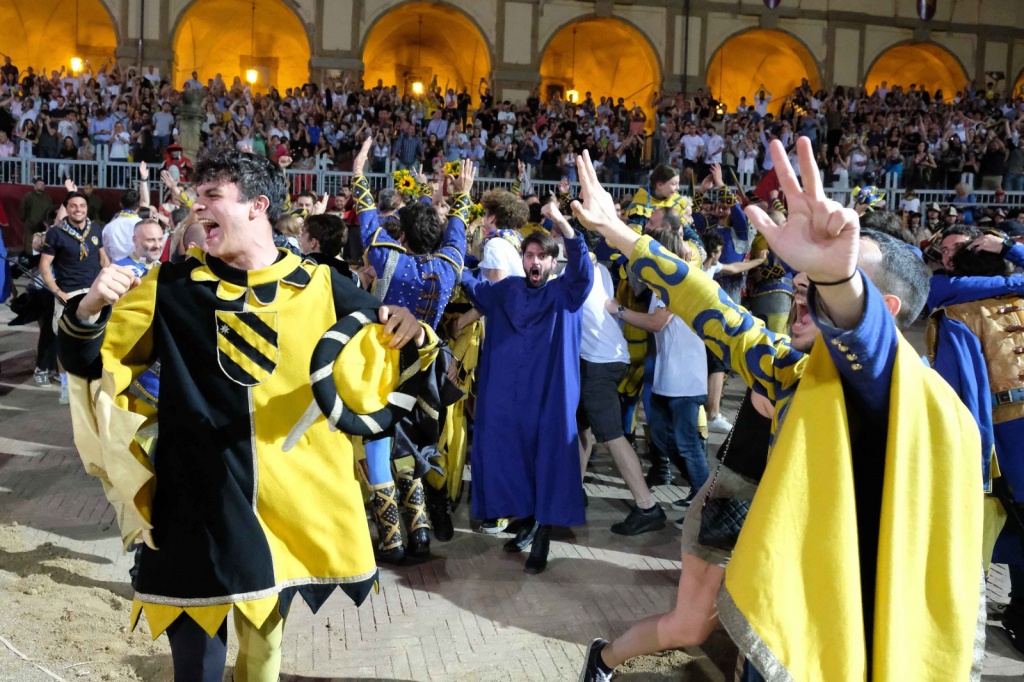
left=681, top=134, right=703, bottom=161
left=650, top=296, right=708, bottom=397
left=102, top=213, right=142, bottom=263
left=899, top=197, right=921, bottom=214
left=580, top=264, right=628, bottom=364
left=479, top=236, right=525, bottom=278
left=703, top=134, right=724, bottom=164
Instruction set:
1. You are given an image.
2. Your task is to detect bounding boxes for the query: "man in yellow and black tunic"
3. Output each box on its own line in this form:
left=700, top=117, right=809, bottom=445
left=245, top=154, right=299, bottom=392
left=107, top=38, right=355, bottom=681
left=57, top=150, right=425, bottom=681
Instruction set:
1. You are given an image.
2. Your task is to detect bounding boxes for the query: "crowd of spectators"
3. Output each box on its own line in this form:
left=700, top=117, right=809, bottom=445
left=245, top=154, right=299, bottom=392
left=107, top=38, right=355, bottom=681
left=2, top=52, right=1024, bottom=196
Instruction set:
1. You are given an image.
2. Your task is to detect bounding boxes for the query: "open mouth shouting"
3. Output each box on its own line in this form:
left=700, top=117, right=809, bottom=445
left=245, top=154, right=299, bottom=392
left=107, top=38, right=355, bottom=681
left=528, top=265, right=543, bottom=284
left=199, top=219, right=220, bottom=242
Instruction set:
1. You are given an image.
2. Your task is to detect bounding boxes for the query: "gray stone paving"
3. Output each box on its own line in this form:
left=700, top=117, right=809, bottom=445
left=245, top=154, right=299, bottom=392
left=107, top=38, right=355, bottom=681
left=1, top=307, right=1022, bottom=680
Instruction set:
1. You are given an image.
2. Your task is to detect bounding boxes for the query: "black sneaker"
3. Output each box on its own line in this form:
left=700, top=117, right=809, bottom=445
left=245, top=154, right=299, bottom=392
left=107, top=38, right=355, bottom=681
left=671, top=494, right=696, bottom=510
left=579, top=637, right=613, bottom=682
left=610, top=504, right=666, bottom=536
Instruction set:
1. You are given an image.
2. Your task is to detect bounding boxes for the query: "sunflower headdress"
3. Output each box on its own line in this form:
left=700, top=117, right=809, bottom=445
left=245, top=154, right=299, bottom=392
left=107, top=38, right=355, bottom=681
left=393, top=169, right=417, bottom=194
left=469, top=202, right=485, bottom=222
left=444, top=161, right=461, bottom=178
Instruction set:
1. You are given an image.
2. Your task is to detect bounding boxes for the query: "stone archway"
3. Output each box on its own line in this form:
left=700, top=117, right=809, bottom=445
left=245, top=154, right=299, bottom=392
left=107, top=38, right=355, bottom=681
left=865, top=42, right=969, bottom=100
left=0, top=0, right=117, bottom=76
left=361, top=2, right=492, bottom=98
left=706, top=29, right=821, bottom=116
left=539, top=17, right=661, bottom=123
left=172, top=0, right=312, bottom=92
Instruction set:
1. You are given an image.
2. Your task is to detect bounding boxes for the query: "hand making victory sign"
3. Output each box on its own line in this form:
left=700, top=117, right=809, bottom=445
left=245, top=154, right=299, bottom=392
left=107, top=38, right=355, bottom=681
left=743, top=137, right=865, bottom=328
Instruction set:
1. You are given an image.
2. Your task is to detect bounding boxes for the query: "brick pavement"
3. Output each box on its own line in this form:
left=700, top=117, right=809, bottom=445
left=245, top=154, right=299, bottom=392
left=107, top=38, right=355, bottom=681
left=1, top=308, right=1023, bottom=680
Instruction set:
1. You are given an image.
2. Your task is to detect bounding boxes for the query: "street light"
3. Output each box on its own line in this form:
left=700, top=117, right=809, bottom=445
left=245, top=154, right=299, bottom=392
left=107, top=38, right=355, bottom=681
left=411, top=81, right=424, bottom=95
left=70, top=57, right=84, bottom=74
left=246, top=68, right=258, bottom=84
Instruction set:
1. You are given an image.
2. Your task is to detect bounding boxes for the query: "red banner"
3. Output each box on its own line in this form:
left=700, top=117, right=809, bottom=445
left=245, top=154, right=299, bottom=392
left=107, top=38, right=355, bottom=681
left=917, top=0, right=936, bottom=20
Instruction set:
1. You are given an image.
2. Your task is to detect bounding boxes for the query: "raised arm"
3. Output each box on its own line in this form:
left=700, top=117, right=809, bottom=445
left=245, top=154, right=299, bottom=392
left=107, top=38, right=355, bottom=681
left=542, top=197, right=592, bottom=311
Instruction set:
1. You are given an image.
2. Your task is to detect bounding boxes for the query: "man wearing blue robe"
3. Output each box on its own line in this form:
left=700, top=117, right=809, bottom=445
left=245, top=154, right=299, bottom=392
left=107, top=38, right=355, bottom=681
left=462, top=199, right=593, bottom=574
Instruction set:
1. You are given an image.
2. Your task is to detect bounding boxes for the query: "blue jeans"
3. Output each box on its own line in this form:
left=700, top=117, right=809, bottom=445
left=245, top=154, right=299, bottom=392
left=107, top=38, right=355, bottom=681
left=1004, top=173, right=1024, bottom=193
left=649, top=393, right=709, bottom=492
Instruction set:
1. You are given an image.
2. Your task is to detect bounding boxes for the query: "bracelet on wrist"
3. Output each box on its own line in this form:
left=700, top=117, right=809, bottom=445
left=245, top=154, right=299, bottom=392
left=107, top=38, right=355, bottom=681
left=807, top=270, right=858, bottom=287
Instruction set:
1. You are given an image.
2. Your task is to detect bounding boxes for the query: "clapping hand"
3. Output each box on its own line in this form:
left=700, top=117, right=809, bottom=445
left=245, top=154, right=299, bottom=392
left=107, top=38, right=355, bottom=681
left=278, top=155, right=293, bottom=169
left=139, top=161, right=149, bottom=181
left=64, top=178, right=77, bottom=193
left=557, top=177, right=571, bottom=196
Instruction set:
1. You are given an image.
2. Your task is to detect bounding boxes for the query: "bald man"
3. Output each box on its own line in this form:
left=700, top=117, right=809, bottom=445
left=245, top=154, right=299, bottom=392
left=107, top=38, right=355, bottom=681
left=113, top=219, right=165, bottom=277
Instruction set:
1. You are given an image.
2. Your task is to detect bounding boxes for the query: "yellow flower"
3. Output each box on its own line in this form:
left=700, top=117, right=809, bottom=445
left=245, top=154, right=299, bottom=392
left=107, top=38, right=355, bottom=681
left=393, top=169, right=412, bottom=183
left=397, top=176, right=417, bottom=193
left=469, top=203, right=484, bottom=221
left=445, top=161, right=460, bottom=178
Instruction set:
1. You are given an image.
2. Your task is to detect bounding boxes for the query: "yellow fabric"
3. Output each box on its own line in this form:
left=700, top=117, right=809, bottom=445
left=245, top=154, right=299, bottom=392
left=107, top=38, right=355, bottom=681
left=628, top=235, right=805, bottom=411
left=72, top=251, right=379, bottom=640
left=431, top=317, right=483, bottom=500
left=982, top=496, right=1007, bottom=573
left=332, top=325, right=402, bottom=414
left=234, top=607, right=284, bottom=682
left=724, top=336, right=983, bottom=682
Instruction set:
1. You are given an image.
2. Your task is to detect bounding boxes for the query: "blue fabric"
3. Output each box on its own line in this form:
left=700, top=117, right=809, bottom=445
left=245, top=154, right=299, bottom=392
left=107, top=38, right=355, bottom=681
left=932, top=316, right=995, bottom=491
left=166, top=613, right=228, bottom=681
left=0, top=229, right=10, bottom=304
left=358, top=207, right=465, bottom=330
left=807, top=271, right=897, bottom=425
left=649, top=393, right=709, bottom=491
left=364, top=437, right=394, bottom=486
left=462, top=232, right=593, bottom=526
left=114, top=255, right=148, bottom=278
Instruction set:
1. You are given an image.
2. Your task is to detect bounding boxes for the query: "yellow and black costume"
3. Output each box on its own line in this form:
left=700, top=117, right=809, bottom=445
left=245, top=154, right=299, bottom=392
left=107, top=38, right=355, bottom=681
left=57, top=249, right=387, bottom=642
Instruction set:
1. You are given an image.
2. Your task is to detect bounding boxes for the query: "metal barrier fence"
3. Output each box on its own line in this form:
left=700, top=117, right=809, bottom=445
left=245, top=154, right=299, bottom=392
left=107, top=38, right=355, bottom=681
left=8, top=156, right=1024, bottom=213
left=1, top=156, right=163, bottom=192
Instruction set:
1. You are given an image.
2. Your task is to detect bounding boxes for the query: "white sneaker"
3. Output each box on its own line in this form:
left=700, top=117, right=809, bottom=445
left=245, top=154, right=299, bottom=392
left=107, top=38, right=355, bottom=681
left=707, top=414, right=733, bottom=434
left=58, top=387, right=69, bottom=405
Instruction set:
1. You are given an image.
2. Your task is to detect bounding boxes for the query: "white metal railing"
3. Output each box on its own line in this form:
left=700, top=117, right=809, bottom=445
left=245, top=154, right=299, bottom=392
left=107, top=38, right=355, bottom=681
left=8, top=155, right=1024, bottom=213
left=3, top=156, right=164, bottom=192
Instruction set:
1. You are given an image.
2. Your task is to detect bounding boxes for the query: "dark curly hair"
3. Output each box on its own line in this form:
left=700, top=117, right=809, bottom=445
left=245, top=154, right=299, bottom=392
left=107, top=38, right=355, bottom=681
left=398, top=201, right=444, bottom=255
left=193, top=149, right=288, bottom=225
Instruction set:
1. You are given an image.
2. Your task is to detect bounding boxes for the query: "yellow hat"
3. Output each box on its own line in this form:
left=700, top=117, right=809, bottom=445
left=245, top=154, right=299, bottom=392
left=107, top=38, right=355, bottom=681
left=309, top=311, right=435, bottom=437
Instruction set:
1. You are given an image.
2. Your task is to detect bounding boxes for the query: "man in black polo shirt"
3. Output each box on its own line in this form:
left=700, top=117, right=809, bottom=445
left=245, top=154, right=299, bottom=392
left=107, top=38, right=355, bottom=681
left=39, top=192, right=107, bottom=403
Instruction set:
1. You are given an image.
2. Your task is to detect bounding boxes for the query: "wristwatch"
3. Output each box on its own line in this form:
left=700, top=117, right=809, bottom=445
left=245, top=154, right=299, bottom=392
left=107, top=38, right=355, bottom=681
left=616, top=305, right=625, bottom=321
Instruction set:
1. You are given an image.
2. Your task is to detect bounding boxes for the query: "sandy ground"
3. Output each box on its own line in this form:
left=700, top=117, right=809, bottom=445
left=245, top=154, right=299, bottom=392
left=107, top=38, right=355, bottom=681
left=0, top=523, right=176, bottom=681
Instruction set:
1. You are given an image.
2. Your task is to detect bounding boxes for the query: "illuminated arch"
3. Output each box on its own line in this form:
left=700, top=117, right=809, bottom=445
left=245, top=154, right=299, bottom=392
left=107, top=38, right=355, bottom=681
left=1013, top=68, right=1024, bottom=100
left=361, top=2, right=492, bottom=97
left=865, top=42, right=968, bottom=100
left=539, top=17, right=662, bottom=124
left=706, top=29, right=821, bottom=116
left=0, top=0, right=117, bottom=75
left=172, top=0, right=312, bottom=92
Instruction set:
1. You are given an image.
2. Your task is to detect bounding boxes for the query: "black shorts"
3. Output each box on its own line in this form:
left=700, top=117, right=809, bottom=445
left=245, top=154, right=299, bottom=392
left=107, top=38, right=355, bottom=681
left=577, top=360, right=628, bottom=443
left=706, top=346, right=727, bottom=375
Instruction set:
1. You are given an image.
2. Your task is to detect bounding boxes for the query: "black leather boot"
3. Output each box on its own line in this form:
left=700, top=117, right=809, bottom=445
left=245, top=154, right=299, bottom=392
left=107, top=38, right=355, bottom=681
left=503, top=517, right=538, bottom=552
left=425, top=483, right=454, bottom=542
left=369, top=481, right=405, bottom=565
left=397, top=471, right=431, bottom=557
left=524, top=525, right=550, bottom=574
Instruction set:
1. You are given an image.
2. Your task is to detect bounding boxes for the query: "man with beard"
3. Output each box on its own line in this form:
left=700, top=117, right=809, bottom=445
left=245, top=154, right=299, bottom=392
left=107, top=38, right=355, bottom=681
left=113, top=220, right=164, bottom=277
left=462, top=198, right=593, bottom=574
